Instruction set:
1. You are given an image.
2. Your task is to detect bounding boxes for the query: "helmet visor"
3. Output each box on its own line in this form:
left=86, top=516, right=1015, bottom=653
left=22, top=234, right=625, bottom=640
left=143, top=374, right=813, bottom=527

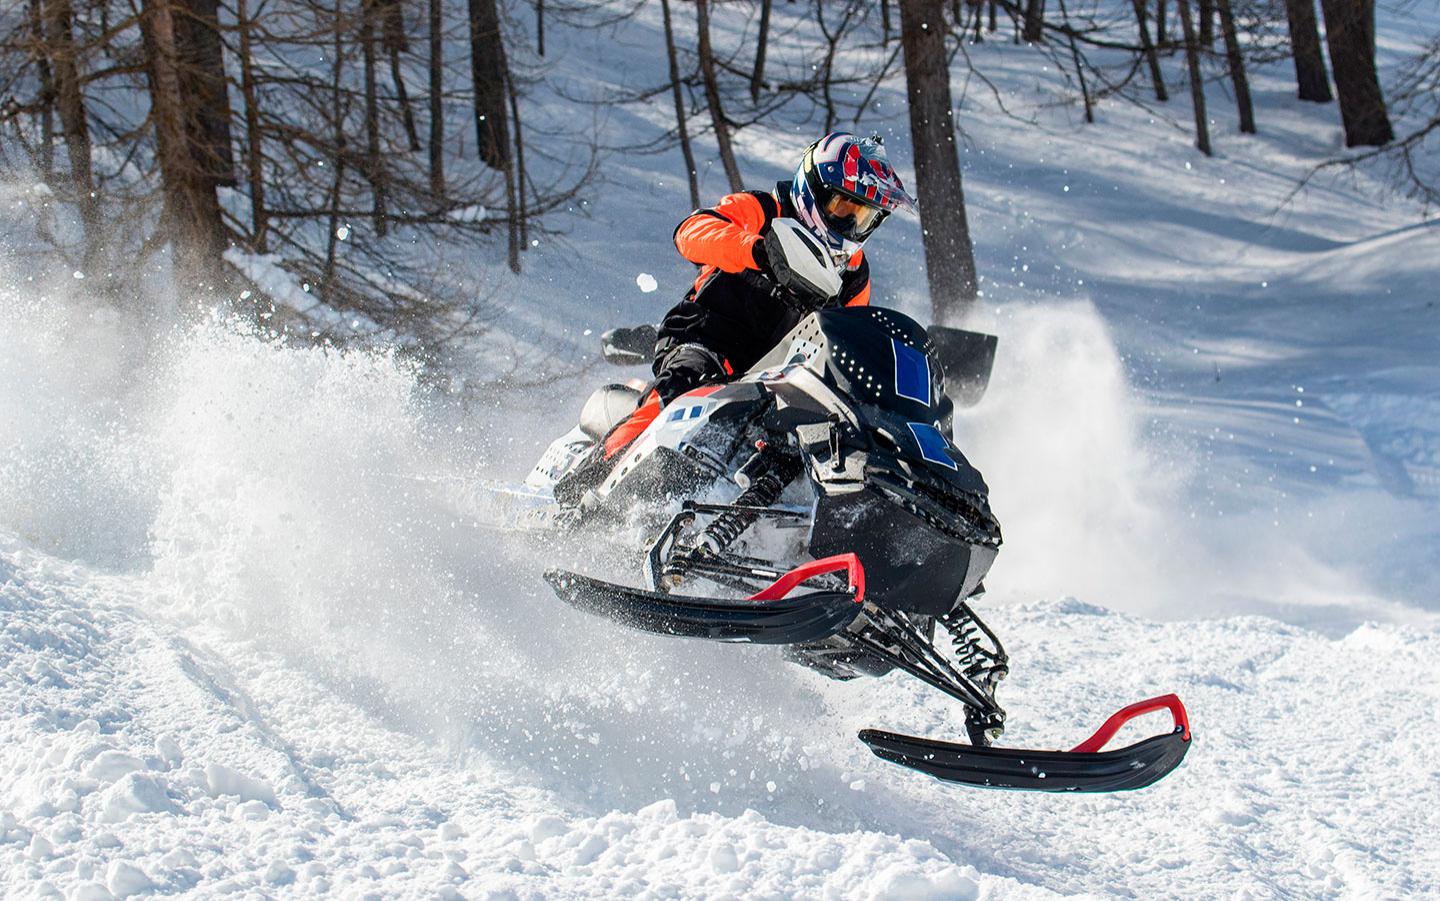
left=822, top=192, right=886, bottom=241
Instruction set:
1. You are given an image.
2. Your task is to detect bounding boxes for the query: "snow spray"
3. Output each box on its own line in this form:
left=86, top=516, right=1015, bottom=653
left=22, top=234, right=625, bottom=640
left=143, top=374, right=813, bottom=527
left=961, top=299, right=1419, bottom=626
left=0, top=268, right=886, bottom=823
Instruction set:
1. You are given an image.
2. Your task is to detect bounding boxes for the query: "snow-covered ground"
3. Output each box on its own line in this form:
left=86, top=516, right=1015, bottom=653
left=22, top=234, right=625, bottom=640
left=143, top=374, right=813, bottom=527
left=7, top=532, right=1435, bottom=899
left=4, top=3, right=1439, bottom=898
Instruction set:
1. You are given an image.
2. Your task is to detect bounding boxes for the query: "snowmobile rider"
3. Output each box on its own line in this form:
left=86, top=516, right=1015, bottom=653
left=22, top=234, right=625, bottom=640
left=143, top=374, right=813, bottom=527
left=555, top=131, right=917, bottom=506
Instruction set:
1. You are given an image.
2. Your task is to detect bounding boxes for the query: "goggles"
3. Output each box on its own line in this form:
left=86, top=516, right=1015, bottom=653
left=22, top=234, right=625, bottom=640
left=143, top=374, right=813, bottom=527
left=822, top=191, right=886, bottom=240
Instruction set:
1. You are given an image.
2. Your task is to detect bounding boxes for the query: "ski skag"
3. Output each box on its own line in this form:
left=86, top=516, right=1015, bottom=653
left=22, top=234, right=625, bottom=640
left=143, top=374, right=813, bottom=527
left=524, top=305, right=1191, bottom=794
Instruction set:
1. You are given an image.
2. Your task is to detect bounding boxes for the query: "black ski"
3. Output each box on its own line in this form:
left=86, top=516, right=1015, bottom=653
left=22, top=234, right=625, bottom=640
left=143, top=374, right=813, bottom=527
left=859, top=694, right=1191, bottom=792
left=544, top=569, right=861, bottom=644
left=859, top=727, right=1189, bottom=792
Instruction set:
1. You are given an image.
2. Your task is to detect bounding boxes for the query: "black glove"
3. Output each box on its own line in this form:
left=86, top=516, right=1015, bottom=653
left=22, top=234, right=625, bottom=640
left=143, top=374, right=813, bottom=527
left=750, top=236, right=778, bottom=282
left=744, top=235, right=787, bottom=297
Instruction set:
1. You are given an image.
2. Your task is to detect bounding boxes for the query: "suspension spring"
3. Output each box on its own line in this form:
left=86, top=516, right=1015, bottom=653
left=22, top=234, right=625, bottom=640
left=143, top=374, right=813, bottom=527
left=942, top=603, right=1008, bottom=684
left=700, top=449, right=802, bottom=555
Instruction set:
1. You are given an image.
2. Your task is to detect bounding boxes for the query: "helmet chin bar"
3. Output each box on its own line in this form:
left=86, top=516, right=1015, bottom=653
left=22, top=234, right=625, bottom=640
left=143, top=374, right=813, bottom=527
left=793, top=199, right=845, bottom=252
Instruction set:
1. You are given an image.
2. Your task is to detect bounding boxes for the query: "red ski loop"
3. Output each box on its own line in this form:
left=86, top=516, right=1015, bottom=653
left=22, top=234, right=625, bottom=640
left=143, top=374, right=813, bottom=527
left=749, top=553, right=866, bottom=605
left=1070, top=693, right=1190, bottom=753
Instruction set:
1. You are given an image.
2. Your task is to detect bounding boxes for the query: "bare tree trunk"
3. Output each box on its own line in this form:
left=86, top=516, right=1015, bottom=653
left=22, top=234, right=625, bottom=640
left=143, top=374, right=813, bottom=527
left=496, top=59, right=520, bottom=272
left=236, top=0, right=267, bottom=249
left=817, top=3, right=841, bottom=132
left=506, top=69, right=528, bottom=249
left=503, top=156, right=520, bottom=272
left=899, top=0, right=978, bottom=319
left=1318, top=0, right=1392, bottom=145
left=177, top=0, right=236, bottom=187
left=382, top=0, right=422, bottom=151
left=1022, top=0, right=1044, bottom=42
left=324, top=0, right=346, bottom=283
left=1175, top=0, right=1212, bottom=155
left=696, top=0, right=743, bottom=192
left=536, top=0, right=544, bottom=56
left=26, top=0, right=56, bottom=178
left=1281, top=0, right=1332, bottom=102
left=362, top=0, right=389, bottom=236
left=1215, top=0, right=1254, bottom=133
left=1157, top=0, right=1169, bottom=46
left=428, top=0, right=444, bottom=196
left=750, top=0, right=771, bottom=101
left=882, top=0, right=892, bottom=45
left=988, top=0, right=997, bottom=32
left=43, top=0, right=99, bottom=245
left=140, top=0, right=229, bottom=289
left=1131, top=0, right=1169, bottom=102
left=1198, top=0, right=1214, bottom=47
left=660, top=0, right=700, bottom=208
left=1364, top=0, right=1374, bottom=59
left=467, top=0, right=509, bottom=170
left=1056, top=0, right=1093, bottom=122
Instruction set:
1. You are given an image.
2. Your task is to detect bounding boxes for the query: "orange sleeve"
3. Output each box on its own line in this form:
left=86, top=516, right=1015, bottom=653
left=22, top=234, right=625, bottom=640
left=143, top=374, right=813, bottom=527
left=673, top=193, right=767, bottom=274
left=843, top=249, right=870, bottom=306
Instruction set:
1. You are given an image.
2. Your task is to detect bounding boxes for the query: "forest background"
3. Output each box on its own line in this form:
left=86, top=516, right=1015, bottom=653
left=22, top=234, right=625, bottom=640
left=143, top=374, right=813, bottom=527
left=2, top=0, right=1434, bottom=367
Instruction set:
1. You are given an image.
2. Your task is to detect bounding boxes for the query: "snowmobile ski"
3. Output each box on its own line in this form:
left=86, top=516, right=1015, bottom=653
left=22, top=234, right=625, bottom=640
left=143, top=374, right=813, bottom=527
left=859, top=694, right=1190, bottom=792
left=544, top=554, right=865, bottom=645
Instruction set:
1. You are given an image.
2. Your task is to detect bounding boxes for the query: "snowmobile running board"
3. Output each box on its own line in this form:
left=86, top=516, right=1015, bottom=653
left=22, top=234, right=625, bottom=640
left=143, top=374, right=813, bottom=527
left=859, top=694, right=1191, bottom=792
left=543, top=554, right=864, bottom=645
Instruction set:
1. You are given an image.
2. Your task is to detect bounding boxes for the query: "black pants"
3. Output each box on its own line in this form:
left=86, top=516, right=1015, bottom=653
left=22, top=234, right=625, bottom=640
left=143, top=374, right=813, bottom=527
left=650, top=342, right=729, bottom=405
left=554, top=341, right=729, bottom=506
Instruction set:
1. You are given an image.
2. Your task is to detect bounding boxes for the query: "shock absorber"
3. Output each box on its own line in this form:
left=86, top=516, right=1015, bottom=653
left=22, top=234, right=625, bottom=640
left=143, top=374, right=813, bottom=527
left=700, top=441, right=802, bottom=555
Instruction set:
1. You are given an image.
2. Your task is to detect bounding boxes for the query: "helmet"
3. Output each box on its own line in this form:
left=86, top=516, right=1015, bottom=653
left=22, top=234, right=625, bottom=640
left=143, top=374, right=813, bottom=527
left=790, top=132, right=917, bottom=254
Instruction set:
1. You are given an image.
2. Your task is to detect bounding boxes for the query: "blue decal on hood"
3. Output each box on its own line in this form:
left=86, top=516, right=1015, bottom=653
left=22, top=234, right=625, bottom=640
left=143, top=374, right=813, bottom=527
left=907, top=422, right=957, bottom=470
left=892, top=339, right=930, bottom=406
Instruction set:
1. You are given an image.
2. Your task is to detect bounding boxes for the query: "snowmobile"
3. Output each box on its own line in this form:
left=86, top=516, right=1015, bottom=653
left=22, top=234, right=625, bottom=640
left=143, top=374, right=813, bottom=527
left=502, top=219, right=1191, bottom=792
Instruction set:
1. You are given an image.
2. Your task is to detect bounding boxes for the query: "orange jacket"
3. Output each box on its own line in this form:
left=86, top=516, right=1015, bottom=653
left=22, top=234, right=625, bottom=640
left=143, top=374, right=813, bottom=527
left=673, top=191, right=871, bottom=307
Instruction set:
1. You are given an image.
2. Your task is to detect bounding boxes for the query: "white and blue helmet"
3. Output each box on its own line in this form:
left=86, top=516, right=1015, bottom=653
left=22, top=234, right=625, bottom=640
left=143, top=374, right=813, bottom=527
left=790, top=132, right=918, bottom=254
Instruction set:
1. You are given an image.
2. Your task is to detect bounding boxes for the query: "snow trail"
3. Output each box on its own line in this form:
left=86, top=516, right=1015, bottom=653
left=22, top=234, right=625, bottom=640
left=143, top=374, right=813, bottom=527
left=4, top=0, right=1440, bottom=893
left=3, top=145, right=1438, bottom=900
left=0, top=272, right=886, bottom=824
left=1, top=267, right=1429, bottom=812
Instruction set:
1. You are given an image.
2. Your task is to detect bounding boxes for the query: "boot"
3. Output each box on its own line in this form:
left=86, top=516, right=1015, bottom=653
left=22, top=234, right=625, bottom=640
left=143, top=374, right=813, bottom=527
left=553, top=442, right=613, bottom=508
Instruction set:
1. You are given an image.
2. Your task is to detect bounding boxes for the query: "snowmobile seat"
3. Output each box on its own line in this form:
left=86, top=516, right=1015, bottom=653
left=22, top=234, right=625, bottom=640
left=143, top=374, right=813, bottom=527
left=579, top=383, right=644, bottom=442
